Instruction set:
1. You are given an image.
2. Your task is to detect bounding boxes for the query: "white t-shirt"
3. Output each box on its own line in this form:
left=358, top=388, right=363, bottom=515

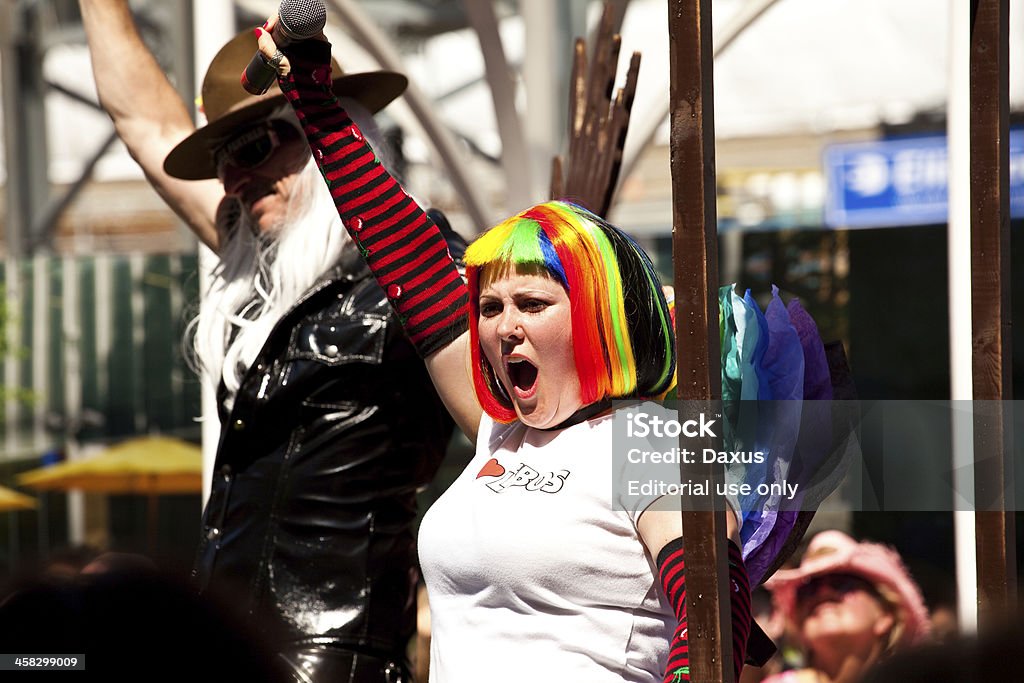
left=418, top=412, right=673, bottom=683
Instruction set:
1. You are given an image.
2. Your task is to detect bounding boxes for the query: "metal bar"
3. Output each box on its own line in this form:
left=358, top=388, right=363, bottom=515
left=130, top=255, right=146, bottom=433
left=169, top=255, right=185, bottom=431
left=23, top=1, right=192, bottom=255
left=194, top=0, right=234, bottom=508
left=1, top=2, right=50, bottom=257
left=45, top=81, right=104, bottom=110
left=32, top=254, right=48, bottom=451
left=969, top=0, right=1015, bottom=627
left=62, top=255, right=85, bottom=546
left=946, top=0, right=978, bottom=634
left=28, top=131, right=119, bottom=253
left=522, top=0, right=566, bottom=204
left=170, top=0, right=196, bottom=119
left=668, top=1, right=731, bottom=681
left=462, top=0, right=533, bottom=210
left=618, top=0, right=783, bottom=206
left=5, top=258, right=23, bottom=462
left=324, top=0, right=493, bottom=230
left=168, top=0, right=200, bottom=250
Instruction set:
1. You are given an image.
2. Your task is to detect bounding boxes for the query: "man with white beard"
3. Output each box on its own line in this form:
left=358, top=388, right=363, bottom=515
left=79, top=2, right=456, bottom=681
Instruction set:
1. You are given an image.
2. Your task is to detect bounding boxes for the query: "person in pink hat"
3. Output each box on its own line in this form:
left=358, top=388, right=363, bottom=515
left=761, top=530, right=931, bottom=683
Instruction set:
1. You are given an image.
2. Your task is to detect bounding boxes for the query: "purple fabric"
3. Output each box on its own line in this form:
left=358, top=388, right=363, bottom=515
left=761, top=286, right=804, bottom=401
left=742, top=290, right=771, bottom=401
left=726, top=287, right=855, bottom=589
left=744, top=509, right=800, bottom=587
left=738, top=288, right=803, bottom=580
left=787, top=299, right=832, bottom=401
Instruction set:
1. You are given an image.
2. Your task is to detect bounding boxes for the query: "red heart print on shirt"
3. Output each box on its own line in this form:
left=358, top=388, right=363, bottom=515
left=476, top=458, right=505, bottom=479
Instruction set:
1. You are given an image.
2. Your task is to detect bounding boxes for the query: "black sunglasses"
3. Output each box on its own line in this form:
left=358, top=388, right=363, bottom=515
left=795, top=573, right=877, bottom=606
left=213, top=119, right=300, bottom=178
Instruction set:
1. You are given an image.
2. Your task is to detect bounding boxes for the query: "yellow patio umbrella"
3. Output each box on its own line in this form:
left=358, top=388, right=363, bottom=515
left=17, top=436, right=202, bottom=494
left=17, top=436, right=202, bottom=551
left=0, top=484, right=36, bottom=512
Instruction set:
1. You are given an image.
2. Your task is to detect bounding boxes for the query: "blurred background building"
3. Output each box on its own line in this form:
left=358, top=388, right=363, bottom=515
left=0, top=0, right=1022, bottom=610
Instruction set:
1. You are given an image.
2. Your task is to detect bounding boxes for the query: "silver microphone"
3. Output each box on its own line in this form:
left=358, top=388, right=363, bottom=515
left=240, top=0, right=328, bottom=96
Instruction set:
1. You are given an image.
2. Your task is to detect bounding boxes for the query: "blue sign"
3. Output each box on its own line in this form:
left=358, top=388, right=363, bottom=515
left=824, top=130, right=1024, bottom=228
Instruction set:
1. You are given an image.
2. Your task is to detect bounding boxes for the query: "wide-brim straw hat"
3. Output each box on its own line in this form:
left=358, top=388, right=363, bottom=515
left=164, top=30, right=407, bottom=180
left=765, top=529, right=931, bottom=647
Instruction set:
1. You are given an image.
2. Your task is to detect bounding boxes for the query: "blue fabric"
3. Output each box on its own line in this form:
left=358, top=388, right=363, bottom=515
left=744, top=290, right=772, bottom=401
left=762, top=286, right=804, bottom=401
left=721, top=286, right=741, bottom=404
left=719, top=285, right=844, bottom=586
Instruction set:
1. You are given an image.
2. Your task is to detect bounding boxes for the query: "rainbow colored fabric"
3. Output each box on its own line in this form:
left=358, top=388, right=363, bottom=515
left=719, top=284, right=846, bottom=586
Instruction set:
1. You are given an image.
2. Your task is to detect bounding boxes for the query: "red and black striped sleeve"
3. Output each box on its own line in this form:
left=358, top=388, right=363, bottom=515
left=278, top=40, right=468, bottom=358
left=657, top=538, right=690, bottom=682
left=728, top=538, right=752, bottom=680
left=656, top=538, right=751, bottom=682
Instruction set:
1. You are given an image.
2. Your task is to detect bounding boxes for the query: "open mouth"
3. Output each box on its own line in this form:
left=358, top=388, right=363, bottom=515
left=506, top=357, right=539, bottom=398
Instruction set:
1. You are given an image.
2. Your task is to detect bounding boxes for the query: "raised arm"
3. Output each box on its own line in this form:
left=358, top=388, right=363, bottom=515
left=638, top=507, right=748, bottom=682
left=263, top=27, right=483, bottom=441
left=423, top=330, right=482, bottom=442
left=79, top=0, right=222, bottom=250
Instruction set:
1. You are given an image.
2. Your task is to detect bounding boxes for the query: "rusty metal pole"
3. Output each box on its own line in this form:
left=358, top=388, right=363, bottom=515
left=668, top=1, right=732, bottom=681
left=969, top=0, right=1016, bottom=627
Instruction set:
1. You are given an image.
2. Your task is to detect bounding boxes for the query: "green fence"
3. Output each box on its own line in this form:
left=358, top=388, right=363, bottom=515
left=0, top=252, right=203, bottom=574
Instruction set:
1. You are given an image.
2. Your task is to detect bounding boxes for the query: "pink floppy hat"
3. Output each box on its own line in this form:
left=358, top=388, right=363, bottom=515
left=764, top=530, right=931, bottom=647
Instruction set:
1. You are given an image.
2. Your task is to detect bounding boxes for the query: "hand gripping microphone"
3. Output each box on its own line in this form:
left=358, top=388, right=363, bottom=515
left=241, top=0, right=328, bottom=95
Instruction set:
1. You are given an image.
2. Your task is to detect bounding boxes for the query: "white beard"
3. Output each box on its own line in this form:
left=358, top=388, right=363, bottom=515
left=186, top=155, right=353, bottom=408
left=185, top=99, right=391, bottom=409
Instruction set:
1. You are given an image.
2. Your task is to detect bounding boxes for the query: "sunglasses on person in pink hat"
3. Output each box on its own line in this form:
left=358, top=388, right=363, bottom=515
left=766, top=530, right=931, bottom=648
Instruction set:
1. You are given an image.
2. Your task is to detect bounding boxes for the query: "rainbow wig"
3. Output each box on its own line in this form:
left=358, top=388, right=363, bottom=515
left=464, top=200, right=676, bottom=423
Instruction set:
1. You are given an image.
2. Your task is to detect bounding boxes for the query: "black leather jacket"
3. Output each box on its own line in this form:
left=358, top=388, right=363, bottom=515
left=193, top=248, right=453, bottom=680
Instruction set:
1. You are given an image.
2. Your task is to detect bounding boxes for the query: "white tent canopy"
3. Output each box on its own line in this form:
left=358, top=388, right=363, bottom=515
left=400, top=0, right=1024, bottom=156
left=11, top=0, right=1024, bottom=196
